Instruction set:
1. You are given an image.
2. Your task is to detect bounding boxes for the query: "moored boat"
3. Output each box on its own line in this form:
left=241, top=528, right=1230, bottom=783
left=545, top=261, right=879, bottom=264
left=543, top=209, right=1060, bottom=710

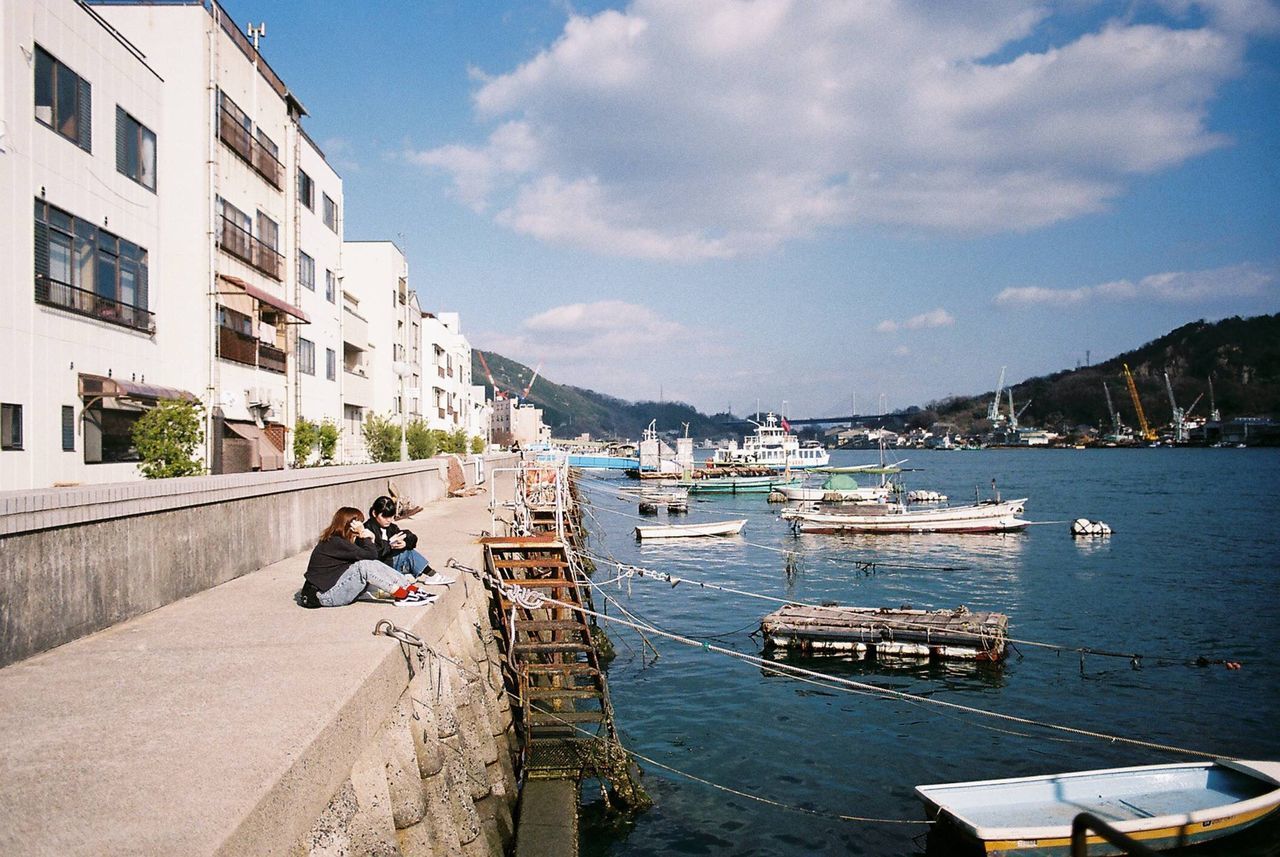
left=635, top=519, right=748, bottom=540
left=915, top=759, right=1280, bottom=855
left=710, top=413, right=830, bottom=470
left=682, top=473, right=803, bottom=494
left=775, top=472, right=893, bottom=504
left=782, top=497, right=1028, bottom=534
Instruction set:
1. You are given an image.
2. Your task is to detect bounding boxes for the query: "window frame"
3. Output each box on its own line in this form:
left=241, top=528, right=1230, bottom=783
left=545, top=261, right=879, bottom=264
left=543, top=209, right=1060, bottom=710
left=298, top=250, right=315, bottom=291
left=298, top=169, right=314, bottom=210
left=1, top=403, right=24, bottom=451
left=297, top=337, right=316, bottom=376
left=322, top=194, right=338, bottom=232
left=62, top=405, right=76, bottom=451
left=324, top=269, right=337, bottom=303
left=116, top=105, right=157, bottom=191
left=34, top=45, right=91, bottom=152
left=326, top=347, right=337, bottom=381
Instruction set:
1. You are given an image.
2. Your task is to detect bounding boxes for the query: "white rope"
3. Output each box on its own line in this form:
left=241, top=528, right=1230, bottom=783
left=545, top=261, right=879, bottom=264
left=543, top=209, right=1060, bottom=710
left=468, top=566, right=1222, bottom=760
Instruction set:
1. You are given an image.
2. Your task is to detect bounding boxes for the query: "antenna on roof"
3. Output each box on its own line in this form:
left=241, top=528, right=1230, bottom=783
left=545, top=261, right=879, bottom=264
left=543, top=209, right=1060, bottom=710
left=246, top=22, right=266, bottom=51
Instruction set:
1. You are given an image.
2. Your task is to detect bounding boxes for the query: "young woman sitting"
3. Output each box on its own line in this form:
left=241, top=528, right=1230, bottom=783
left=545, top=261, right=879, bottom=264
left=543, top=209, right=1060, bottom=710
left=364, top=495, right=431, bottom=578
left=302, top=507, right=431, bottom=606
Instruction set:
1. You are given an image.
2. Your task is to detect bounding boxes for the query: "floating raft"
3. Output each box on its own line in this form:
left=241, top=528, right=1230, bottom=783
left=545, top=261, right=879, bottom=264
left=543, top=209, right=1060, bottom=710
left=760, top=604, right=1009, bottom=661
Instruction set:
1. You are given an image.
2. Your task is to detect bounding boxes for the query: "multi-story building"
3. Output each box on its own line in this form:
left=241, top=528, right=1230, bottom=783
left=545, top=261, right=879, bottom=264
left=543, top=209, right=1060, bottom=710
left=420, top=311, right=472, bottom=433
left=491, top=396, right=547, bottom=448
left=1, top=0, right=172, bottom=491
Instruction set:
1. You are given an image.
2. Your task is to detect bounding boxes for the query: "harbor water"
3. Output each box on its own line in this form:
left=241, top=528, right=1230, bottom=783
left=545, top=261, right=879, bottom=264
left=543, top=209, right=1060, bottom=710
left=577, top=448, right=1280, bottom=856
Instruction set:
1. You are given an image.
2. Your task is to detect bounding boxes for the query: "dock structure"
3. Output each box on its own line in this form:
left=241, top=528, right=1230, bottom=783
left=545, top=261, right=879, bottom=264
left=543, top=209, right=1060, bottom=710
left=487, top=459, right=647, bottom=857
left=761, top=604, right=1009, bottom=661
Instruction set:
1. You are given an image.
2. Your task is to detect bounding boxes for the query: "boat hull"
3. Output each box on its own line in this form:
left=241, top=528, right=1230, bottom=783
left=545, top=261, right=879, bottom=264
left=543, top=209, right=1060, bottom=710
left=683, top=476, right=803, bottom=494
left=635, top=519, right=747, bottom=539
left=917, top=760, right=1280, bottom=856
left=788, top=499, right=1029, bottom=534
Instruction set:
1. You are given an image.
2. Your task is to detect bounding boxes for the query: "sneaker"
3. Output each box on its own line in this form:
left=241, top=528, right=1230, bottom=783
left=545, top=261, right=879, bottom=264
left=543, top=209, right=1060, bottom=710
left=395, top=590, right=437, bottom=607
left=416, top=570, right=456, bottom=587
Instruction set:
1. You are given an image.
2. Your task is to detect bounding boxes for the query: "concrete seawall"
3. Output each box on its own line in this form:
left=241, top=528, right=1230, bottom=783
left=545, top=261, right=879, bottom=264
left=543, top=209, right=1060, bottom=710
left=0, top=457, right=531, bottom=856
left=0, top=456, right=500, bottom=668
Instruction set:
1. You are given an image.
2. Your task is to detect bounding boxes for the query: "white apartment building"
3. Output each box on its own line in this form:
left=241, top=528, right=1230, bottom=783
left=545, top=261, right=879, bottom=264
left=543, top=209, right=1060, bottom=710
left=491, top=396, right=548, bottom=448
left=468, top=385, right=492, bottom=446
left=342, top=240, right=422, bottom=459
left=1, top=0, right=171, bottom=491
left=420, top=311, right=474, bottom=433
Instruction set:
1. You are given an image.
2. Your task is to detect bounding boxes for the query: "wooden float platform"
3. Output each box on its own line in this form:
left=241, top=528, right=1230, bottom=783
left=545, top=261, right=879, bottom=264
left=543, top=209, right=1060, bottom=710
left=760, top=604, right=1008, bottom=661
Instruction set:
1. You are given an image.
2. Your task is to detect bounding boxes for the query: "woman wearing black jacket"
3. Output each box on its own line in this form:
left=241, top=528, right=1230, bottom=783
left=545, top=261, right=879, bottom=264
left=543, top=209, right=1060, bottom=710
left=303, top=507, right=428, bottom=606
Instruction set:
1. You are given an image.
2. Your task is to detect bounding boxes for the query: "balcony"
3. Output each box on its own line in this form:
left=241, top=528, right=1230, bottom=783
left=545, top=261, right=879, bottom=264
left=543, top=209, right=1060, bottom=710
left=35, top=275, right=155, bottom=335
left=218, top=104, right=283, bottom=189
left=343, top=369, right=372, bottom=409
left=218, top=325, right=286, bottom=374
left=342, top=305, right=368, bottom=351
left=219, top=216, right=283, bottom=281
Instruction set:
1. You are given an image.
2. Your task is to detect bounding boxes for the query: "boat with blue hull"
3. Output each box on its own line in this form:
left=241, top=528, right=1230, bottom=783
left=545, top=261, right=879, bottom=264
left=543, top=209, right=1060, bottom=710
left=915, top=759, right=1280, bottom=856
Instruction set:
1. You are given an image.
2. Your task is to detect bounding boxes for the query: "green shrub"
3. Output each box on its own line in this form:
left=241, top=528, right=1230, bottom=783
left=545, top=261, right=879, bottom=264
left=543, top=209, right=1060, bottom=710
left=132, top=398, right=205, bottom=479
left=293, top=417, right=321, bottom=465
left=363, top=412, right=403, bottom=462
left=442, top=426, right=470, bottom=454
left=318, top=420, right=339, bottom=462
left=406, top=420, right=444, bottom=460
left=469, top=435, right=486, bottom=454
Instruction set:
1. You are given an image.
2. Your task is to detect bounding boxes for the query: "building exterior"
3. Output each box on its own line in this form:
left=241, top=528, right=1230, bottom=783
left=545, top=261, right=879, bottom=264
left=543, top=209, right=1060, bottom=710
left=2, top=0, right=171, bottom=491
left=420, top=311, right=472, bottom=433
left=491, top=396, right=548, bottom=448
left=1, top=0, right=484, bottom=489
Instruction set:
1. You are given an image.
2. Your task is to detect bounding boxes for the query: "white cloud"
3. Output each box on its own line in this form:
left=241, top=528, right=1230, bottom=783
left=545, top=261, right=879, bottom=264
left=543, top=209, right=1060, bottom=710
left=408, top=1, right=1263, bottom=259
left=878, top=308, right=955, bottom=333
left=995, top=264, right=1274, bottom=306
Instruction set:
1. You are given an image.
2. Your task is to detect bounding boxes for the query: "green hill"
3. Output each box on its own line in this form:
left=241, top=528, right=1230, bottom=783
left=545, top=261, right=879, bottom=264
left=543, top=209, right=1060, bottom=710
left=473, top=350, right=734, bottom=440
left=923, top=314, right=1280, bottom=433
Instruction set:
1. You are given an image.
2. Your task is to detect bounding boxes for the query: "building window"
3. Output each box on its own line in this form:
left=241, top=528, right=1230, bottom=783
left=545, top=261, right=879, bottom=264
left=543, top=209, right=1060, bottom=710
left=325, top=269, right=336, bottom=303
left=62, top=405, right=75, bottom=451
left=326, top=348, right=336, bottom=381
left=298, top=251, right=315, bottom=291
left=298, top=169, right=314, bottom=209
left=34, top=46, right=91, bottom=152
left=34, top=199, right=152, bottom=333
left=83, top=404, right=141, bottom=463
left=217, top=89, right=282, bottom=188
left=322, top=194, right=338, bottom=232
left=1, top=404, right=22, bottom=450
left=257, top=211, right=279, bottom=251
left=116, top=107, right=157, bottom=190
left=298, top=337, right=316, bottom=375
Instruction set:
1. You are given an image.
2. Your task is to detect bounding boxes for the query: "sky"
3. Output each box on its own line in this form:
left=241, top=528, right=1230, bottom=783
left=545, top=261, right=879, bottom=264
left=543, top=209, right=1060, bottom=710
left=222, top=0, right=1280, bottom=418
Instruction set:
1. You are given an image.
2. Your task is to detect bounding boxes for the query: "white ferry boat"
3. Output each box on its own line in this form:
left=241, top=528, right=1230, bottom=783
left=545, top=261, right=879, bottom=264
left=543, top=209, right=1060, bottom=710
left=710, top=414, right=830, bottom=470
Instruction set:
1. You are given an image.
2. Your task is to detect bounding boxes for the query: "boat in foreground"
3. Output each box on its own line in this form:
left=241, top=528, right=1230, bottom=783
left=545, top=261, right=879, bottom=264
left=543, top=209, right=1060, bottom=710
left=681, top=473, right=803, bottom=494
left=782, top=497, right=1029, bottom=534
left=635, top=519, right=748, bottom=540
left=915, top=759, right=1280, bottom=856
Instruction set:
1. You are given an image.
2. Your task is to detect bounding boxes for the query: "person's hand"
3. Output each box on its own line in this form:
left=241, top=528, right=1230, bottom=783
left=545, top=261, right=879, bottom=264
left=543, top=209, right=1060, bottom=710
left=350, top=521, right=368, bottom=538
left=390, top=533, right=407, bottom=549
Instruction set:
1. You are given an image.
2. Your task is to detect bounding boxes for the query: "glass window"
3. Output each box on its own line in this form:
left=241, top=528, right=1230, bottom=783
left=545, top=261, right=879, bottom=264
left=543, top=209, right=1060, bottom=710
left=325, top=269, right=336, bottom=303
left=326, top=348, right=336, bottom=381
left=298, top=251, right=315, bottom=290
left=34, top=200, right=150, bottom=317
left=116, top=106, right=157, bottom=191
left=322, top=194, right=337, bottom=231
left=1, top=404, right=22, bottom=450
left=297, top=170, right=314, bottom=209
left=83, top=405, right=141, bottom=463
left=34, top=46, right=90, bottom=151
left=298, top=337, right=315, bottom=375
left=62, top=405, right=75, bottom=451
left=257, top=211, right=279, bottom=250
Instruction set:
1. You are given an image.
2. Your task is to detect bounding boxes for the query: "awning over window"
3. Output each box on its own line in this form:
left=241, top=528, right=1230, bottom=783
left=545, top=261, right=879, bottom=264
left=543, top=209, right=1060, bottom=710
left=224, top=420, right=285, bottom=471
left=79, top=374, right=198, bottom=402
left=218, top=274, right=310, bottom=323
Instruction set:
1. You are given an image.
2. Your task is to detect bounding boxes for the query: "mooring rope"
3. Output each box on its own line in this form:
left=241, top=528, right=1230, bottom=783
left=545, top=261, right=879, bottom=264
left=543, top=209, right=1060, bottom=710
left=447, top=560, right=1223, bottom=760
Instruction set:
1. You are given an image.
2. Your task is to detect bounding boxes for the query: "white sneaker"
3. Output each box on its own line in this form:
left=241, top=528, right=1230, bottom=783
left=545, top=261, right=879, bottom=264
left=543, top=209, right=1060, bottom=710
left=416, top=570, right=456, bottom=587
left=394, top=590, right=438, bottom=607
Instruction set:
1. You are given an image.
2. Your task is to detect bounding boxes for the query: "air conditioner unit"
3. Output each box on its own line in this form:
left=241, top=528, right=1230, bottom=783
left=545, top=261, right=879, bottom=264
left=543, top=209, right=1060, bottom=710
left=246, top=387, right=270, bottom=408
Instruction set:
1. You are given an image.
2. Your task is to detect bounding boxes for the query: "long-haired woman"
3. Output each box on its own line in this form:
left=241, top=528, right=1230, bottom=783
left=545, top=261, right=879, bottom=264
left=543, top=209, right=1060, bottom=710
left=302, top=507, right=428, bottom=606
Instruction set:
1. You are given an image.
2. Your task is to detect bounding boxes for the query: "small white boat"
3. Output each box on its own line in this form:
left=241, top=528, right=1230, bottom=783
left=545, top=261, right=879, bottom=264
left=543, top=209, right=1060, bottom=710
left=782, top=497, right=1028, bottom=534
left=634, top=519, right=747, bottom=540
left=775, top=472, right=893, bottom=504
left=916, top=759, right=1280, bottom=855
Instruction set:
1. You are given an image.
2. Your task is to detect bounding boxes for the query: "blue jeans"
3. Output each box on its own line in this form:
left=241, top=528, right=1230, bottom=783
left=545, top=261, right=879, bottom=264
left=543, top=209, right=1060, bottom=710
left=391, top=548, right=429, bottom=576
left=317, top=560, right=415, bottom=607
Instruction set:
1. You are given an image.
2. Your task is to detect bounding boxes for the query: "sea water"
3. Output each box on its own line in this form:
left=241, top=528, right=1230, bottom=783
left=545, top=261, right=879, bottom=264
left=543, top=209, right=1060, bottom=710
left=577, top=448, right=1280, bottom=856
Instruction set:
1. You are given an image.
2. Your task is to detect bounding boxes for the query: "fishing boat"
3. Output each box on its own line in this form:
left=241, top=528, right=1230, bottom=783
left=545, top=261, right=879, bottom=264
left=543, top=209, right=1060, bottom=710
left=915, top=759, right=1280, bottom=856
left=635, top=519, right=747, bottom=540
left=682, top=473, right=803, bottom=494
left=774, top=471, right=894, bottom=504
left=710, top=413, right=830, bottom=470
left=782, top=497, right=1028, bottom=534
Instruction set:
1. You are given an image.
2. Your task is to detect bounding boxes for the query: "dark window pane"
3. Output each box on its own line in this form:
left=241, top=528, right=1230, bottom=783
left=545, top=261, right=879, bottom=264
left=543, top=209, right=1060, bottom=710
left=35, top=49, right=54, bottom=125
left=62, top=406, right=75, bottom=451
left=96, top=251, right=118, bottom=300
left=1, top=404, right=22, bottom=451
left=57, top=62, right=78, bottom=139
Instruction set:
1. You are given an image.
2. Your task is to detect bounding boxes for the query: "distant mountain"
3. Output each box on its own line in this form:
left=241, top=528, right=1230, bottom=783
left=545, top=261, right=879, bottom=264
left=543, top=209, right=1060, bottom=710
left=473, top=350, right=735, bottom=440
left=922, top=314, right=1280, bottom=433
left=476, top=313, right=1280, bottom=440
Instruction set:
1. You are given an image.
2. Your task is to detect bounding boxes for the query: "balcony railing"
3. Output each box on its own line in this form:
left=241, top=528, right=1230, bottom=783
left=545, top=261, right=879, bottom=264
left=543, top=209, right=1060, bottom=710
left=35, top=275, right=155, bottom=334
left=218, top=325, right=285, bottom=373
left=218, top=216, right=283, bottom=280
left=218, top=105, right=283, bottom=189
left=438, top=366, right=446, bottom=378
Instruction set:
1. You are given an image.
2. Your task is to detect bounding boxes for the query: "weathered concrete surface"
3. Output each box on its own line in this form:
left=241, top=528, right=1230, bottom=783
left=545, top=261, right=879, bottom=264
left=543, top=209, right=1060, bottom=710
left=0, top=482, right=512, bottom=857
left=514, top=780, right=580, bottom=857
left=0, top=457, right=490, bottom=668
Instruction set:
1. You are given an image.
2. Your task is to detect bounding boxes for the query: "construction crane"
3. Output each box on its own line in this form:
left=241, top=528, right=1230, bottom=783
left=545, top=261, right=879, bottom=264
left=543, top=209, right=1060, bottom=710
left=1164, top=371, right=1186, bottom=444
left=521, top=362, right=543, bottom=398
left=1123, top=363, right=1156, bottom=442
left=1103, top=381, right=1123, bottom=436
left=988, top=367, right=1006, bottom=423
left=1208, top=375, right=1221, bottom=422
left=475, top=351, right=508, bottom=399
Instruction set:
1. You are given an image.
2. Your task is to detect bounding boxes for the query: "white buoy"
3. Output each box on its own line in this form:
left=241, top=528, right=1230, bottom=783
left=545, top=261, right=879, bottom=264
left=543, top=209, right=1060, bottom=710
left=1072, top=518, right=1112, bottom=536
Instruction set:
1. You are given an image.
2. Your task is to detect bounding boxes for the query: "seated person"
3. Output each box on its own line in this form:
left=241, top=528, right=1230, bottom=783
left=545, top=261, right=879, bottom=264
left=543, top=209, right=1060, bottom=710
left=302, top=507, right=429, bottom=607
left=365, top=496, right=431, bottom=578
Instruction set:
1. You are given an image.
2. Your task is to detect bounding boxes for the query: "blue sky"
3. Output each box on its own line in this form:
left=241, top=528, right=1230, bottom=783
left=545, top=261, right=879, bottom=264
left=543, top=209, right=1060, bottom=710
left=224, top=0, right=1280, bottom=418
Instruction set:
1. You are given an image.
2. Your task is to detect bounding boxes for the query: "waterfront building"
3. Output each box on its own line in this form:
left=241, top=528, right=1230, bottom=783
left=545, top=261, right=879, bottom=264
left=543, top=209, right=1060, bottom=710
left=1, top=0, right=169, bottom=491
left=492, top=396, right=549, bottom=448
left=420, top=311, right=476, bottom=435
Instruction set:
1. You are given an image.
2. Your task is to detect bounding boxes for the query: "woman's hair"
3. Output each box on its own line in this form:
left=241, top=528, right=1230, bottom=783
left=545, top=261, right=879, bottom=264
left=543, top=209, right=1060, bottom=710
left=319, top=507, right=364, bottom=544
left=369, top=495, right=397, bottom=519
